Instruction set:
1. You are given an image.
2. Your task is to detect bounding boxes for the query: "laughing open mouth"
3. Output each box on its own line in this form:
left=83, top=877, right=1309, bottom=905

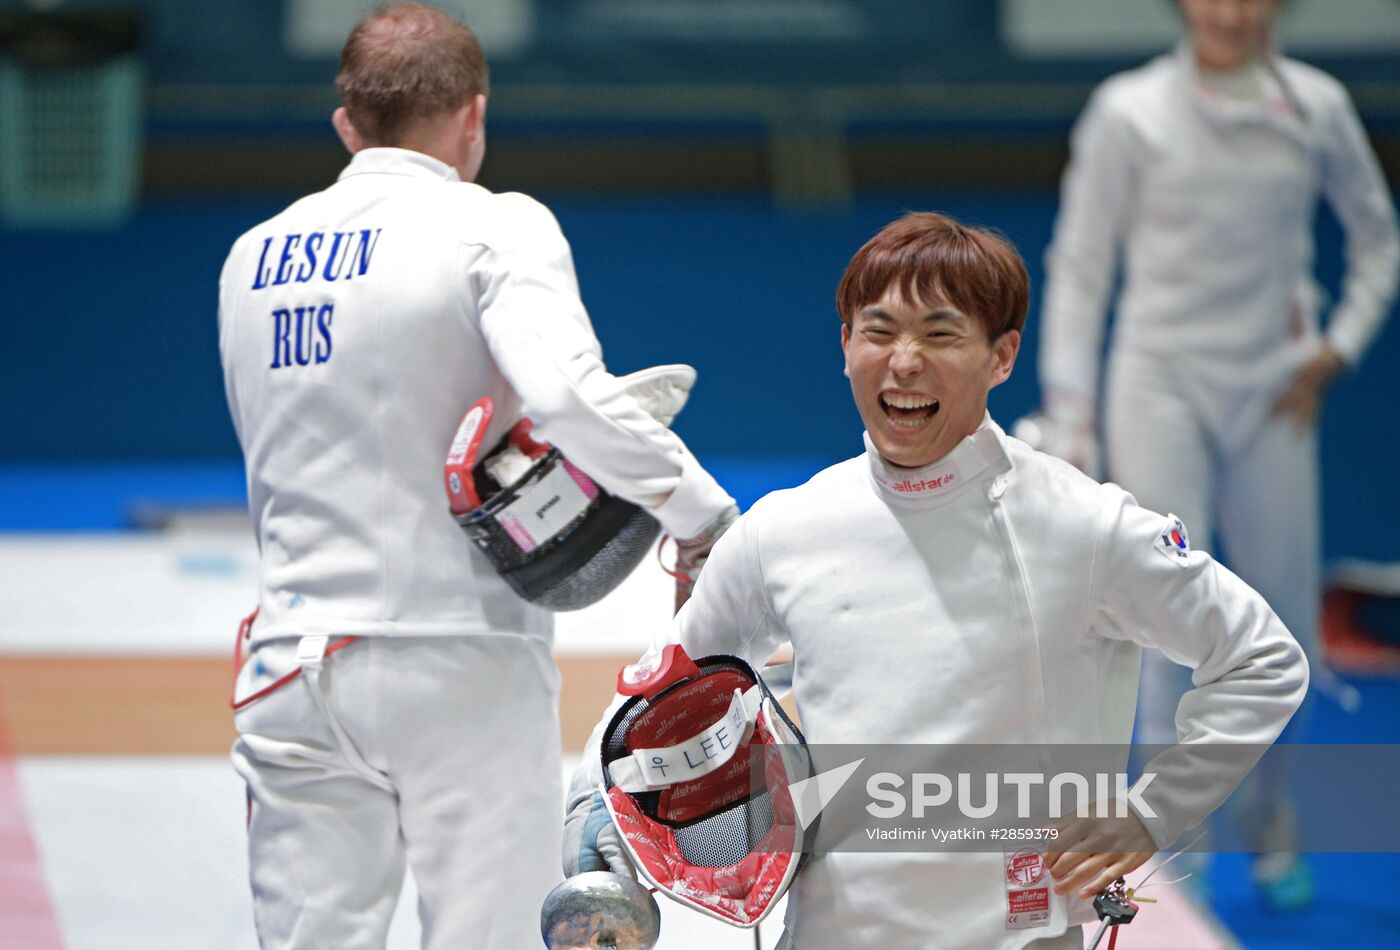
left=880, top=392, right=939, bottom=428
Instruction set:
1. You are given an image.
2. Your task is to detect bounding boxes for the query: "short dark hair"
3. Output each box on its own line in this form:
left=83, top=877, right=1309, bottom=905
left=336, top=3, right=490, bottom=145
left=835, top=212, right=1029, bottom=340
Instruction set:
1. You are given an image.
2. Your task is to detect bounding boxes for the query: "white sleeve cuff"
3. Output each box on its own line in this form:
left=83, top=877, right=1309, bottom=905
left=650, top=450, right=736, bottom=540
left=1326, top=317, right=1369, bottom=367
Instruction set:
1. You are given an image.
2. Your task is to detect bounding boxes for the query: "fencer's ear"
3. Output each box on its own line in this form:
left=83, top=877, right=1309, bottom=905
left=332, top=107, right=364, bottom=154
left=989, top=329, right=1021, bottom=389
left=464, top=93, right=487, bottom=142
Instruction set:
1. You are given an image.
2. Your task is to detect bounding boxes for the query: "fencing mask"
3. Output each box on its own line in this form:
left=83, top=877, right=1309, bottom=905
left=443, top=365, right=695, bottom=611
left=598, top=644, right=814, bottom=928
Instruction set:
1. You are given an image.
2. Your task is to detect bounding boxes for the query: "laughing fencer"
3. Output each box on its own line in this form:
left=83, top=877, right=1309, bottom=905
left=567, top=212, right=1308, bottom=949
left=1035, top=0, right=1399, bottom=906
left=218, top=5, right=736, bottom=947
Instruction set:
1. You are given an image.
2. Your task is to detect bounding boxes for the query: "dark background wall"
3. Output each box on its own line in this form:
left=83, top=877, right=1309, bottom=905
left=1, top=0, right=1397, bottom=561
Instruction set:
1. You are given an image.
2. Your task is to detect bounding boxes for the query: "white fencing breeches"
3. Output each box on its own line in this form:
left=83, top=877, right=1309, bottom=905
left=232, top=633, right=563, bottom=949
left=1105, top=349, right=1316, bottom=851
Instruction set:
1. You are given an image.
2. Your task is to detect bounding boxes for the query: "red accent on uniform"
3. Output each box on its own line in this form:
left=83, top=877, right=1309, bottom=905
left=443, top=397, right=496, bottom=514
left=616, top=643, right=702, bottom=698
left=507, top=418, right=551, bottom=459
left=654, top=534, right=691, bottom=584
left=231, top=605, right=260, bottom=686
left=1007, top=887, right=1049, bottom=914
left=891, top=473, right=956, bottom=493
left=1006, top=848, right=1045, bottom=887
left=228, top=608, right=358, bottom=710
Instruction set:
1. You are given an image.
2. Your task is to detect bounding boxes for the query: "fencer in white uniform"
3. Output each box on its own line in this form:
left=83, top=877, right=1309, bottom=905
left=1037, top=0, right=1398, bottom=900
left=219, top=7, right=735, bottom=948
left=567, top=212, right=1308, bottom=949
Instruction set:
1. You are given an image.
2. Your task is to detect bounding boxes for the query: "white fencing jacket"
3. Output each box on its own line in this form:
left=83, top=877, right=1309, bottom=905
left=219, top=148, right=734, bottom=645
left=588, top=416, right=1307, bottom=948
left=1040, top=45, right=1399, bottom=411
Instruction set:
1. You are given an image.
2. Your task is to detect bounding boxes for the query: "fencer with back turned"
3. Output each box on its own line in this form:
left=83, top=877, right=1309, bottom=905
left=218, top=5, right=737, bottom=947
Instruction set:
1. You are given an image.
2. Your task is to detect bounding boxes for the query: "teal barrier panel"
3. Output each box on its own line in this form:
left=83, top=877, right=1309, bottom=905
left=0, top=12, right=142, bottom=227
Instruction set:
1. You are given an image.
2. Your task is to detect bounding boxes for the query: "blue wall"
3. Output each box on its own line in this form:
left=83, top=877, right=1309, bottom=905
left=2, top=190, right=1397, bottom=558
left=11, top=0, right=1397, bottom=93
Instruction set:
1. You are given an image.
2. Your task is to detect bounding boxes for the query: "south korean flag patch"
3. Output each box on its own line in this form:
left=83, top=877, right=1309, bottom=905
left=1156, top=514, right=1191, bottom=564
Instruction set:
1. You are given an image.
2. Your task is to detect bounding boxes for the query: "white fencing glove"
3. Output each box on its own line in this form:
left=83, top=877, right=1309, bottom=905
left=1012, top=392, right=1101, bottom=480
left=617, top=364, right=697, bottom=427
left=483, top=364, right=696, bottom=491
left=562, top=767, right=637, bottom=879
left=672, top=504, right=739, bottom=613
left=616, top=363, right=735, bottom=612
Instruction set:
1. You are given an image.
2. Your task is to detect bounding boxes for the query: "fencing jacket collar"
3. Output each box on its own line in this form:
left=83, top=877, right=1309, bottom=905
left=863, top=413, right=1013, bottom=510
left=1174, top=41, right=1312, bottom=145
left=337, top=147, right=462, bottom=183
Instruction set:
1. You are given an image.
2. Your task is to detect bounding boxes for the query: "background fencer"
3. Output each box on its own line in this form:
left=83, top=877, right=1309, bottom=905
left=565, top=212, right=1309, bottom=949
left=1035, top=0, right=1399, bottom=907
left=219, top=5, right=737, bottom=947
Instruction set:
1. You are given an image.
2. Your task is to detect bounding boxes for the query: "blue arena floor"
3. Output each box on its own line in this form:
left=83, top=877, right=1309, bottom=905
left=1223, top=676, right=1400, bottom=949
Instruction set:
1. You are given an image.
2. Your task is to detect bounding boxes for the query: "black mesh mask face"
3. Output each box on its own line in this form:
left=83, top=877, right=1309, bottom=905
left=445, top=398, right=660, bottom=611
left=458, top=445, right=659, bottom=610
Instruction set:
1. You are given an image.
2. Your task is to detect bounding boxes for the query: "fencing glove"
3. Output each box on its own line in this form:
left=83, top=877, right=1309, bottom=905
left=563, top=766, right=637, bottom=880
